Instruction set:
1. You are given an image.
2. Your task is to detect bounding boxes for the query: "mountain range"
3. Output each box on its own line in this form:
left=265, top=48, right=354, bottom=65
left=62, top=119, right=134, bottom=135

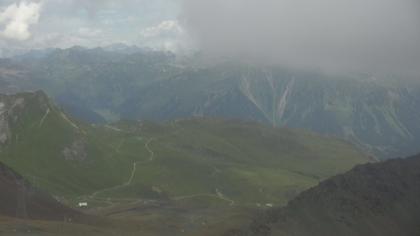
left=0, top=46, right=419, bottom=159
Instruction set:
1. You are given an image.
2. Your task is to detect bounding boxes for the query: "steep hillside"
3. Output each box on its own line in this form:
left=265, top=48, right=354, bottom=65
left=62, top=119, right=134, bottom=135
left=0, top=91, right=369, bottom=209
left=0, top=91, right=135, bottom=196
left=0, top=161, right=161, bottom=236
left=121, top=66, right=420, bottom=159
left=0, top=161, right=80, bottom=221
left=234, top=154, right=420, bottom=236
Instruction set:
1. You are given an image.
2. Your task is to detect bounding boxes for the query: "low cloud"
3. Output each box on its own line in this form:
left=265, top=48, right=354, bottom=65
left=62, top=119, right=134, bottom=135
left=181, top=0, right=420, bottom=76
left=139, top=20, right=190, bottom=52
left=0, top=1, right=42, bottom=41
left=141, top=20, right=182, bottom=39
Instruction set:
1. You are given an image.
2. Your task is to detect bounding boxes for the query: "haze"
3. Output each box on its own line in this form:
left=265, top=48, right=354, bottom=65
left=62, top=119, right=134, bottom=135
left=182, top=0, right=420, bottom=76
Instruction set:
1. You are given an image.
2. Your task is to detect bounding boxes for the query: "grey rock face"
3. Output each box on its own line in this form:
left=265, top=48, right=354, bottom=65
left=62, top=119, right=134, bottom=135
left=0, top=102, right=10, bottom=145
left=0, top=96, right=26, bottom=146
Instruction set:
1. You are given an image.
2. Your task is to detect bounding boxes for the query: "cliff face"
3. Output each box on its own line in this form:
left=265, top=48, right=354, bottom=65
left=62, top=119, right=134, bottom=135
left=235, top=153, right=420, bottom=236
left=0, top=92, right=83, bottom=220
left=0, top=95, right=19, bottom=146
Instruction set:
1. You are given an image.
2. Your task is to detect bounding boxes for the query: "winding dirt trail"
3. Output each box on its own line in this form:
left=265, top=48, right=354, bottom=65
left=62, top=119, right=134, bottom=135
left=84, top=121, right=236, bottom=207
left=125, top=138, right=156, bottom=186
left=170, top=120, right=236, bottom=206
left=89, top=138, right=156, bottom=199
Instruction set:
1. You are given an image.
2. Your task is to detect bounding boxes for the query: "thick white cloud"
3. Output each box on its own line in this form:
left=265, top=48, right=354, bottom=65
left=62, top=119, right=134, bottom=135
left=141, top=20, right=183, bottom=38
left=139, top=20, right=190, bottom=52
left=0, top=1, right=42, bottom=41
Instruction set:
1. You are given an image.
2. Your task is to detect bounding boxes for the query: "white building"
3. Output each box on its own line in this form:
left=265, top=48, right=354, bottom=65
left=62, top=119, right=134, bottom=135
left=78, top=202, right=88, bottom=207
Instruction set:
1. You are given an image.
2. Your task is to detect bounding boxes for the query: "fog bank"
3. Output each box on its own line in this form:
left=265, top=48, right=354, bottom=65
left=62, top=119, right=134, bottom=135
left=181, top=0, right=420, bottom=76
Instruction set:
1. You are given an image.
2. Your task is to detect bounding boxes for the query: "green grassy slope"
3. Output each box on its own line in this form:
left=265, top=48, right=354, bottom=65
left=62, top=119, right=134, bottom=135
left=0, top=91, right=134, bottom=197
left=98, top=118, right=369, bottom=206
left=0, top=92, right=370, bottom=209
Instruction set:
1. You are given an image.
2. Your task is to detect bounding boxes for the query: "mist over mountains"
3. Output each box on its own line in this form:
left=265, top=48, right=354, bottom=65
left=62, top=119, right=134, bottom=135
left=180, top=0, right=420, bottom=76
left=0, top=46, right=419, bottom=159
left=0, top=88, right=419, bottom=235
left=1, top=0, right=420, bottom=235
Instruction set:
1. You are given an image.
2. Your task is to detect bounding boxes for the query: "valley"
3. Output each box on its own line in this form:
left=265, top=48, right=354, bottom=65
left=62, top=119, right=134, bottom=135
left=0, top=91, right=370, bottom=235
left=0, top=1, right=418, bottom=235
left=1, top=48, right=420, bottom=159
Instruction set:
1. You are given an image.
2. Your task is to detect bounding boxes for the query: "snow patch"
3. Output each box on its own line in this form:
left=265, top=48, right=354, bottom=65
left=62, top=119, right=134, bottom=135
left=240, top=75, right=272, bottom=122
left=276, top=78, right=295, bottom=124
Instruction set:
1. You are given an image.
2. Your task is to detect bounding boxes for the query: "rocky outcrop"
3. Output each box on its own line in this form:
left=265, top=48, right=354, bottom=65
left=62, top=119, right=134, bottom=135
left=0, top=95, right=25, bottom=146
left=235, top=153, right=420, bottom=236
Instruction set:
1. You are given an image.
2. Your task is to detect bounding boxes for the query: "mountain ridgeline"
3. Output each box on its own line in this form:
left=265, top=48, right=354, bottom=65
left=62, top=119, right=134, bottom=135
left=1, top=47, right=419, bottom=159
left=232, top=153, right=420, bottom=236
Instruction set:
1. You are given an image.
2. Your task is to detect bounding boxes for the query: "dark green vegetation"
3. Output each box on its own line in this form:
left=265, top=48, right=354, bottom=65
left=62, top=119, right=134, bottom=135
left=0, top=91, right=370, bottom=235
left=1, top=47, right=419, bottom=159
left=233, top=153, right=420, bottom=236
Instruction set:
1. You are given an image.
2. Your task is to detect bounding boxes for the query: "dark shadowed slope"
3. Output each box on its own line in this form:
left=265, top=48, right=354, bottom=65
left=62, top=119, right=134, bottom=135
left=0, top=161, right=81, bottom=221
left=233, top=153, right=420, bottom=236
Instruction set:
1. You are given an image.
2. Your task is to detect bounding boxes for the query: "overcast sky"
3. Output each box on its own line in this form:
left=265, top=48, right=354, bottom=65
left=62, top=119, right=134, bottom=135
left=182, top=0, right=420, bottom=76
left=0, top=0, right=419, bottom=76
